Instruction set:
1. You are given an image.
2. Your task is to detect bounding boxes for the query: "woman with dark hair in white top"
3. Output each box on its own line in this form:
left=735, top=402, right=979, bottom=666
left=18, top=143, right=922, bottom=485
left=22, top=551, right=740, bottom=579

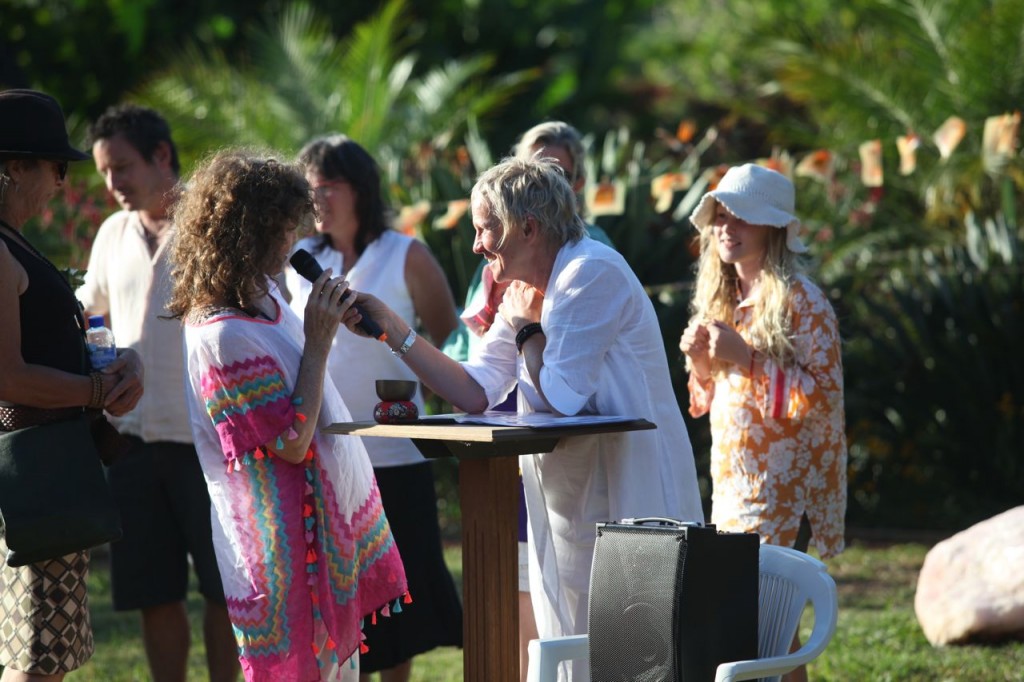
left=284, top=135, right=463, bottom=682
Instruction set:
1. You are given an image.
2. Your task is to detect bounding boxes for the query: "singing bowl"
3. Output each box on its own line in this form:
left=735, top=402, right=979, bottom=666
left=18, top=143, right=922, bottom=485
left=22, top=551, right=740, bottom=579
left=375, top=379, right=418, bottom=402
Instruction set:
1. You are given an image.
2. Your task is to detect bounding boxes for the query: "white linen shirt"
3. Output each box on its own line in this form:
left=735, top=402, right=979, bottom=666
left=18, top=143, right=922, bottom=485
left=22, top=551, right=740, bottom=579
left=76, top=210, right=192, bottom=443
left=463, top=237, right=704, bottom=657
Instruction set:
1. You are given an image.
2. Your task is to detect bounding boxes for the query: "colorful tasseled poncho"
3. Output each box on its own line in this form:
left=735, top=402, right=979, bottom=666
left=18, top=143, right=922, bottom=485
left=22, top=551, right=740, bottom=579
left=182, top=297, right=408, bottom=681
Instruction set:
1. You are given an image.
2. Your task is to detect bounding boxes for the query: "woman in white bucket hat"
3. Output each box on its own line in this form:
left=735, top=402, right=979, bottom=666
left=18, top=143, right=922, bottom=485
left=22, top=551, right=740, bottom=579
left=679, top=163, right=847, bottom=682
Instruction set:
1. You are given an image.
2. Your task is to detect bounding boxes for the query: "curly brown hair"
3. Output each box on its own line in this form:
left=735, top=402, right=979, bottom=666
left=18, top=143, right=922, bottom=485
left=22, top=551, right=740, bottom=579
left=167, top=149, right=313, bottom=319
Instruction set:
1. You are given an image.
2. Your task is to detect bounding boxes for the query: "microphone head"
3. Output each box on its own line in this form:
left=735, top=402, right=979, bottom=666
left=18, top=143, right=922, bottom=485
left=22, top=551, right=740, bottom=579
left=289, top=248, right=324, bottom=283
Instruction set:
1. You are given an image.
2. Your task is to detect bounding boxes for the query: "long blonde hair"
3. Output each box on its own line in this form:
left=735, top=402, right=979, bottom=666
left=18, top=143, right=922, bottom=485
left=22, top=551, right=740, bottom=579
left=688, top=215, right=803, bottom=375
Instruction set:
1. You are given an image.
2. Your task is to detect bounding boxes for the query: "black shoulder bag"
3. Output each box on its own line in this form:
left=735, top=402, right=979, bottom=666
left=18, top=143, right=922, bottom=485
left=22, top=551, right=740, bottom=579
left=0, top=302, right=124, bottom=567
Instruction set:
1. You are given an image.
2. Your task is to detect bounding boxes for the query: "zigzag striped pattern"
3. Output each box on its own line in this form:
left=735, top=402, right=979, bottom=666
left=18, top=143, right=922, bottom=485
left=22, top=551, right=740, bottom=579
left=224, top=455, right=295, bottom=658
left=315, top=473, right=397, bottom=604
left=201, top=355, right=291, bottom=427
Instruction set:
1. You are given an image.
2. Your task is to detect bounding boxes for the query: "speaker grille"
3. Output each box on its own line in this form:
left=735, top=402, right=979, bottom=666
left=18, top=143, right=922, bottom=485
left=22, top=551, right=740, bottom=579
left=588, top=526, right=684, bottom=681
left=587, top=523, right=759, bottom=682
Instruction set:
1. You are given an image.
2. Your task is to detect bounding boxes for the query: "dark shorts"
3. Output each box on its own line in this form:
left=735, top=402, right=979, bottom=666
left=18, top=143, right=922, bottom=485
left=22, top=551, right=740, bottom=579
left=360, top=461, right=463, bottom=672
left=104, top=437, right=225, bottom=611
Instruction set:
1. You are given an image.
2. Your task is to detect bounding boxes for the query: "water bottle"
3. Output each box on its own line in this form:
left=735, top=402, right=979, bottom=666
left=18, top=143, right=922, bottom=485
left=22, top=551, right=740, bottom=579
left=86, top=315, right=117, bottom=370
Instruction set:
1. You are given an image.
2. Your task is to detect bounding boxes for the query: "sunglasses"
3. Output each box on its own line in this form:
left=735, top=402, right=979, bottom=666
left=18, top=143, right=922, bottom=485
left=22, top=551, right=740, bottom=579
left=55, top=160, right=68, bottom=181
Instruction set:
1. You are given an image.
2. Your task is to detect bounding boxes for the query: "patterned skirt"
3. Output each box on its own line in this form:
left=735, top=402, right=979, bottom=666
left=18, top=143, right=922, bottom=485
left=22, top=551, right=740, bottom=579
left=0, top=537, right=94, bottom=674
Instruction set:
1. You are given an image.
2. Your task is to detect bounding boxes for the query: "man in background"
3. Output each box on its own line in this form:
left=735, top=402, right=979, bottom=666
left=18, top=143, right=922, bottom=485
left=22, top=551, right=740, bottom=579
left=77, top=104, right=238, bottom=682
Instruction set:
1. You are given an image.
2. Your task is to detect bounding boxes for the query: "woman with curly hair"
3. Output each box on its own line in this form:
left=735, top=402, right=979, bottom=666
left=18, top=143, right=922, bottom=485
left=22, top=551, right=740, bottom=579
left=167, top=150, right=408, bottom=682
left=679, top=163, right=846, bottom=682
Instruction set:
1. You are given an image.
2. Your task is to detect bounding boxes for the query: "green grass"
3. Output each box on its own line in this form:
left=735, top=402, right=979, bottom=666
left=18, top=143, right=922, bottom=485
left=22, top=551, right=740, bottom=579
left=10, top=541, right=1018, bottom=680
left=808, top=541, right=1024, bottom=681
left=58, top=545, right=465, bottom=682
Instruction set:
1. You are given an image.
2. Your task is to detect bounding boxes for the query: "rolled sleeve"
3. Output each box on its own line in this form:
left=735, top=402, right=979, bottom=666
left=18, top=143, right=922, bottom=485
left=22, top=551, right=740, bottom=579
left=538, top=365, right=589, bottom=415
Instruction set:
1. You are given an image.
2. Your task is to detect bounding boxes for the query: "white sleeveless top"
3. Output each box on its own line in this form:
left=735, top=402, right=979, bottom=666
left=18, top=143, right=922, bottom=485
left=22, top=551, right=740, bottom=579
left=285, top=231, right=424, bottom=467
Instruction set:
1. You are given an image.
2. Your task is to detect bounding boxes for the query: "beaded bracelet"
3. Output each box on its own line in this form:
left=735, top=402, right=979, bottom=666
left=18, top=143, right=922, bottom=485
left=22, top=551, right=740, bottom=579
left=515, top=322, right=544, bottom=354
left=87, top=371, right=106, bottom=409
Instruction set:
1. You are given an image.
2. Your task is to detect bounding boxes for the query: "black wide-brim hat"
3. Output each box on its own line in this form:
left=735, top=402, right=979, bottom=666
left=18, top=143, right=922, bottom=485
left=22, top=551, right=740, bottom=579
left=0, top=89, right=90, bottom=161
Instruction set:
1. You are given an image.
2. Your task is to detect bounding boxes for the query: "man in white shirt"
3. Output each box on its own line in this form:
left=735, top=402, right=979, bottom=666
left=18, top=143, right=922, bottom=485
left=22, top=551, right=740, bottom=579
left=77, top=105, right=238, bottom=682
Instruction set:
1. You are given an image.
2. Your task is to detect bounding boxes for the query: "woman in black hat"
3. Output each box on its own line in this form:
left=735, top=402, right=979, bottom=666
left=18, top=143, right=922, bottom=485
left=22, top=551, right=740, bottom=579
left=0, top=89, right=143, bottom=681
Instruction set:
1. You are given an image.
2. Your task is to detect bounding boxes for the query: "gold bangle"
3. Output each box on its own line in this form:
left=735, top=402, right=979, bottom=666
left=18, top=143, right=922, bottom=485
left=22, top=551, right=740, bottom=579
left=87, top=372, right=105, bottom=409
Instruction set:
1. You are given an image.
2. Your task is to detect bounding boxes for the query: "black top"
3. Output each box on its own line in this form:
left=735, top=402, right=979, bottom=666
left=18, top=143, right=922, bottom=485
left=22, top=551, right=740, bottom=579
left=0, top=226, right=87, bottom=375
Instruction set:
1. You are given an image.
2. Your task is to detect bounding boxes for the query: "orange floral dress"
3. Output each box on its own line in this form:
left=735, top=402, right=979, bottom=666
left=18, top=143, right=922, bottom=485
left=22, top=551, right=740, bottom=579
left=688, top=276, right=847, bottom=558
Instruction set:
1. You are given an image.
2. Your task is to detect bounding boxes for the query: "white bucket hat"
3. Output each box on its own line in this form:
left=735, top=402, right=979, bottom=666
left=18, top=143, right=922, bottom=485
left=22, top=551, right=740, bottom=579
left=690, top=163, right=808, bottom=253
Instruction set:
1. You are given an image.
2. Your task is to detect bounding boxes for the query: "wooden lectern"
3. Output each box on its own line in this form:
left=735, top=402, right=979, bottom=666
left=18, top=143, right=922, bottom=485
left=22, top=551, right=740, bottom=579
left=323, top=416, right=655, bottom=682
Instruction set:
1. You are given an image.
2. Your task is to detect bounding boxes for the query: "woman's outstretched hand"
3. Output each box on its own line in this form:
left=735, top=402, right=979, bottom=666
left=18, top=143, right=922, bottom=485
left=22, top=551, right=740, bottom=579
left=340, top=289, right=399, bottom=342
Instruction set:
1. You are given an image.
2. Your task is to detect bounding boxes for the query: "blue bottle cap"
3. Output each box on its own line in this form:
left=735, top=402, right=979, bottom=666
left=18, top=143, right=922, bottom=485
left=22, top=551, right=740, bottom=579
left=88, top=315, right=105, bottom=328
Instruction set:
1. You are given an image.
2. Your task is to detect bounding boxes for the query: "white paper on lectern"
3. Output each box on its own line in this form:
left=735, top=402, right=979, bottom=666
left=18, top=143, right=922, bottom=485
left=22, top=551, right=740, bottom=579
left=415, top=411, right=641, bottom=428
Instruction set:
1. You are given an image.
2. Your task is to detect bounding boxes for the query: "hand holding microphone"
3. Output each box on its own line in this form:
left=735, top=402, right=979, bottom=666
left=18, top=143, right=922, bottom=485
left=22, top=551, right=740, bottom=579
left=289, top=249, right=388, bottom=342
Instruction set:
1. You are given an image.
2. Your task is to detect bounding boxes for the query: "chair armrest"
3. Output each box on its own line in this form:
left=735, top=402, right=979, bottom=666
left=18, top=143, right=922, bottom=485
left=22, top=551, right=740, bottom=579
left=716, top=571, right=838, bottom=682
left=526, top=635, right=588, bottom=682
left=715, top=650, right=812, bottom=682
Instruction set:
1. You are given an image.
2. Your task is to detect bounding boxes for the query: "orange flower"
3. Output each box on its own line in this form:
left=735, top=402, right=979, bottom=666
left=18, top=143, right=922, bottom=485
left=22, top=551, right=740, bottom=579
left=396, top=200, right=431, bottom=237
left=795, top=149, right=834, bottom=182
left=676, top=120, right=697, bottom=144
left=858, top=140, right=884, bottom=187
left=706, top=165, right=730, bottom=192
left=896, top=133, right=920, bottom=176
left=585, top=179, right=626, bottom=217
left=432, top=199, right=469, bottom=230
left=933, top=116, right=967, bottom=159
left=650, top=172, right=692, bottom=213
left=756, top=150, right=793, bottom=178
left=982, top=112, right=1020, bottom=159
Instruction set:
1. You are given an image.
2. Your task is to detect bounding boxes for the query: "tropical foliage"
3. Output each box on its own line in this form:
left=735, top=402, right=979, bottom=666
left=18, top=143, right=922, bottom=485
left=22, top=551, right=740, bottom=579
left=133, top=1, right=534, bottom=168
left=627, top=0, right=1024, bottom=528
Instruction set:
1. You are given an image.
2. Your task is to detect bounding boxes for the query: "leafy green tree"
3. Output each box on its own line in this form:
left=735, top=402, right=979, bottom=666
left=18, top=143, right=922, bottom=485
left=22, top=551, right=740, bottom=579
left=134, top=0, right=533, bottom=168
left=637, top=0, right=1024, bottom=249
left=0, top=0, right=260, bottom=118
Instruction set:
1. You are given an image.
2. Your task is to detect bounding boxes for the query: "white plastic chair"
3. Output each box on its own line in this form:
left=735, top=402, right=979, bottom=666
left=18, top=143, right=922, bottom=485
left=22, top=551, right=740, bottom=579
left=526, top=544, right=838, bottom=682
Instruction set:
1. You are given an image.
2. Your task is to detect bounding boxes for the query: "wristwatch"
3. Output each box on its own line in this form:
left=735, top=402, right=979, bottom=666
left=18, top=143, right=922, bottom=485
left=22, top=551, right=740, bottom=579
left=391, top=328, right=417, bottom=358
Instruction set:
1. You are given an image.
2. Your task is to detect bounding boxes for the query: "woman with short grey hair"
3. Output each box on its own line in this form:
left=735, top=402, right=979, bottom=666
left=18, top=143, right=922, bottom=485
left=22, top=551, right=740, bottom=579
left=344, top=155, right=703, bottom=681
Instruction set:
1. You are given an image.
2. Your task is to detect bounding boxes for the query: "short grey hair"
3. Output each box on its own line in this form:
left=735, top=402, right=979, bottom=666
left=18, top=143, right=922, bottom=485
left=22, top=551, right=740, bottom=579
left=513, top=121, right=586, bottom=187
left=472, top=156, right=586, bottom=250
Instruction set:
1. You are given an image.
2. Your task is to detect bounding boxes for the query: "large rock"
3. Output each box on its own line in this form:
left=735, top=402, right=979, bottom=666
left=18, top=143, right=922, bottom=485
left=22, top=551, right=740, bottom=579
left=915, top=506, right=1024, bottom=645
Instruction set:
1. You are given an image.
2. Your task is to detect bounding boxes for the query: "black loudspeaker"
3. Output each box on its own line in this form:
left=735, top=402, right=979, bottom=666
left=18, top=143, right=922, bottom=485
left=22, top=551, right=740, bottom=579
left=587, top=518, right=759, bottom=681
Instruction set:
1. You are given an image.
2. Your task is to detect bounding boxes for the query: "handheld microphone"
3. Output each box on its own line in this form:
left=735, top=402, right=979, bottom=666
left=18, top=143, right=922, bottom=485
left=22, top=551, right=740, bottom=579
left=288, top=249, right=388, bottom=342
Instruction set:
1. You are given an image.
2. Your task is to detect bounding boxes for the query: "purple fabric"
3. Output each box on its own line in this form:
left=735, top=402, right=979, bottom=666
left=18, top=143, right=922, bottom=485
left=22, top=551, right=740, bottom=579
left=518, top=477, right=529, bottom=542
